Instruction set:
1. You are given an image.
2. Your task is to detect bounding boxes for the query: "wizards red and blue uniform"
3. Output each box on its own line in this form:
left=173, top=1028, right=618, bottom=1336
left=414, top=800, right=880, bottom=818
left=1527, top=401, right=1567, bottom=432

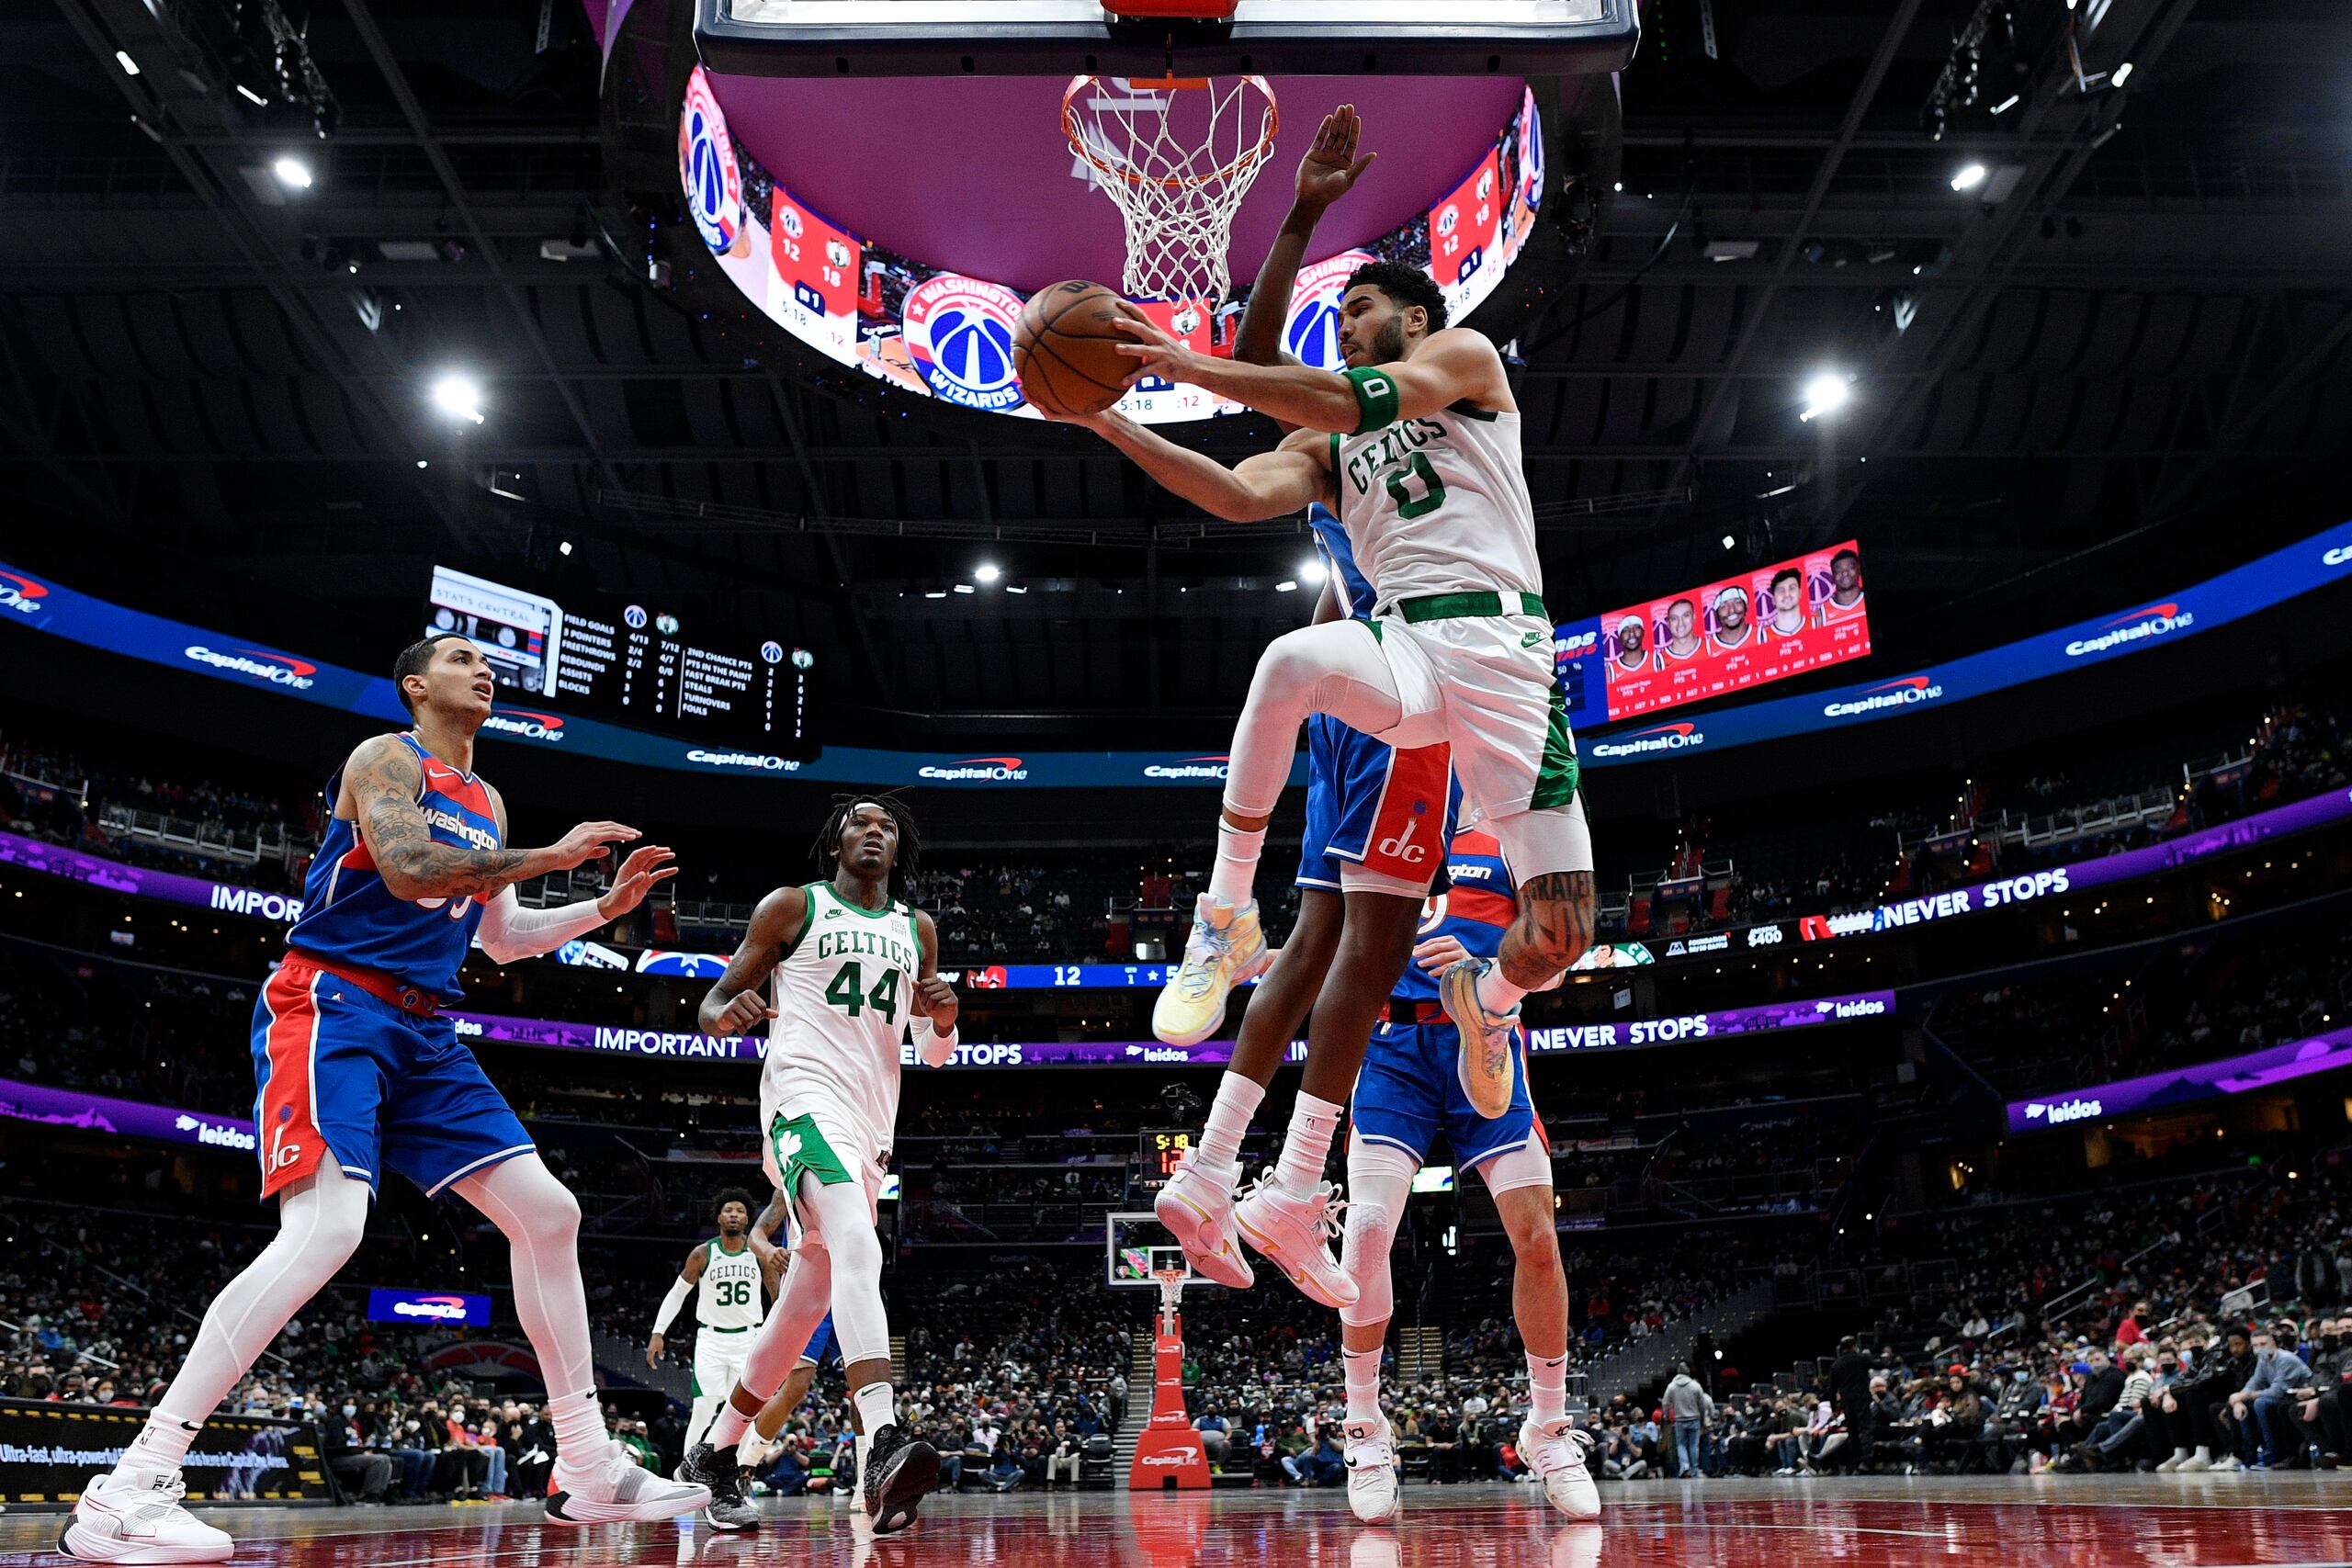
left=250, top=732, right=533, bottom=1200
left=1295, top=503, right=1460, bottom=894
left=1351, top=828, right=1543, bottom=1171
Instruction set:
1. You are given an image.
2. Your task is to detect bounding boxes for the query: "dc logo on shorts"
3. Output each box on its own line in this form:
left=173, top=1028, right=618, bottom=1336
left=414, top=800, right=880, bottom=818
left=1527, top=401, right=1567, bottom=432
left=1283, top=251, right=1378, bottom=372
left=903, top=275, right=1026, bottom=412
left=679, top=69, right=742, bottom=255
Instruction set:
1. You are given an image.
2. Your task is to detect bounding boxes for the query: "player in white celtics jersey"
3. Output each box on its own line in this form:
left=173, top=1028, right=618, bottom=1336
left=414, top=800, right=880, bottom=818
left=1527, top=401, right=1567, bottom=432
left=646, top=1189, right=780, bottom=1457
left=677, top=795, right=959, bottom=1536
left=1057, top=262, right=1600, bottom=1296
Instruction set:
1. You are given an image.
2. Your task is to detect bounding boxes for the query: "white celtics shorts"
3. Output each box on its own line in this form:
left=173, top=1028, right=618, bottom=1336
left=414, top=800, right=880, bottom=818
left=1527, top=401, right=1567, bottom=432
left=693, top=1325, right=753, bottom=1402
left=1365, top=600, right=1593, bottom=878
left=759, top=1086, right=889, bottom=1233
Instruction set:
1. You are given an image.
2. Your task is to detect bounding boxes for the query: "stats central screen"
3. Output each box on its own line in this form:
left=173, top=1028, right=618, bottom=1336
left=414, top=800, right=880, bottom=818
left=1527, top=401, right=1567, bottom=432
left=424, top=565, right=816, bottom=758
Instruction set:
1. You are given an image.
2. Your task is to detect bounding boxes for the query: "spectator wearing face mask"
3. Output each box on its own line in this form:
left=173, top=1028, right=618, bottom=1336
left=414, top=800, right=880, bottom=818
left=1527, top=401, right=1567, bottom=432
left=322, top=1397, right=393, bottom=1503
left=2291, top=1315, right=2351, bottom=1464
left=1983, top=1364, right=2045, bottom=1472
left=2161, top=1325, right=2254, bottom=1472
left=2225, top=1331, right=2312, bottom=1469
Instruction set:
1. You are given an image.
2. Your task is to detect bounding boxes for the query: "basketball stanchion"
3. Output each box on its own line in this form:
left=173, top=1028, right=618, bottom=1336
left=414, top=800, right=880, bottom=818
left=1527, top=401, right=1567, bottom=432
left=1128, top=1267, right=1212, bottom=1490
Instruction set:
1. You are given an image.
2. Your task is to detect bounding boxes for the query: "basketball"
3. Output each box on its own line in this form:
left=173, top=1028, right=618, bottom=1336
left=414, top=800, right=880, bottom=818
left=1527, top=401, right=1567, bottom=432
left=1014, top=280, right=1135, bottom=418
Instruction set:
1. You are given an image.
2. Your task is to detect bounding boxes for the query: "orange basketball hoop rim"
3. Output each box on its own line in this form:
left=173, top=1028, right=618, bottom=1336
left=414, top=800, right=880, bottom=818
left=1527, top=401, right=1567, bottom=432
left=1062, top=73, right=1280, bottom=191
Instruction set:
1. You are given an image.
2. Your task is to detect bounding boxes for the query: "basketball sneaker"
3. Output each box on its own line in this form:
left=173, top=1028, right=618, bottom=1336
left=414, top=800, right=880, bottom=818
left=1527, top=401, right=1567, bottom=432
left=59, top=1473, right=232, bottom=1564
left=860, top=1423, right=940, bottom=1535
left=1342, top=1416, right=1401, bottom=1523
left=1232, top=1169, right=1357, bottom=1308
left=545, top=1441, right=709, bottom=1525
left=1154, top=1148, right=1254, bottom=1289
left=679, top=1442, right=760, bottom=1531
left=1438, top=958, right=1520, bottom=1120
left=1152, top=897, right=1270, bottom=1046
left=1519, top=1418, right=1602, bottom=1520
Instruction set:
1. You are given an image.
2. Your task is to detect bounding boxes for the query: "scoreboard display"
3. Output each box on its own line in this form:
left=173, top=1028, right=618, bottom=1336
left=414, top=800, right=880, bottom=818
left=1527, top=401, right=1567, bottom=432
left=425, top=565, right=816, bottom=759
left=1139, top=1127, right=1194, bottom=1188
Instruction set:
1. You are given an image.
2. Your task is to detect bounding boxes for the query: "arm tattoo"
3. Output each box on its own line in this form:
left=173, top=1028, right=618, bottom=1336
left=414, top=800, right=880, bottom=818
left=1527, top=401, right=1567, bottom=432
left=754, top=1191, right=789, bottom=1242
left=1500, top=871, right=1597, bottom=988
left=348, top=737, right=539, bottom=901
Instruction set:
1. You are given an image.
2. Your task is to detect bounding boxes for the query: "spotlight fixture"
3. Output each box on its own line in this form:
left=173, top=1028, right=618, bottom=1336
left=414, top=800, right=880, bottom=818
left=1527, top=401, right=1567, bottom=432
left=429, top=373, right=484, bottom=424
left=1299, top=558, right=1329, bottom=585
left=1275, top=581, right=1299, bottom=593
left=1950, top=163, right=1988, bottom=192
left=1799, top=371, right=1852, bottom=422
left=115, top=51, right=140, bottom=75
left=973, top=562, right=1002, bottom=584
left=272, top=155, right=312, bottom=190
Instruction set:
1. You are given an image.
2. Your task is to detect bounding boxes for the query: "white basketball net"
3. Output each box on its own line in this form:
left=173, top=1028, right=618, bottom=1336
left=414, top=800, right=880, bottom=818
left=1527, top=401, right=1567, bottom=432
left=1064, top=75, right=1279, bottom=304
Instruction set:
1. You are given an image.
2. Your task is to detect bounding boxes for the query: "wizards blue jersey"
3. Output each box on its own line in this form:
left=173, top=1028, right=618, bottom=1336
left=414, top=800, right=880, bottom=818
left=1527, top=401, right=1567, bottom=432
left=1393, top=828, right=1516, bottom=1002
left=1307, top=502, right=1374, bottom=620
left=287, top=732, right=499, bottom=1000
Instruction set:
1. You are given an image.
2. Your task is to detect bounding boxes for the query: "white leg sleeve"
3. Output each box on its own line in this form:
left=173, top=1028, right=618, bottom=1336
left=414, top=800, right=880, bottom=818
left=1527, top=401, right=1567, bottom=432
left=1339, top=1134, right=1419, bottom=1330
left=1224, top=621, right=1405, bottom=818
left=153, top=1163, right=370, bottom=1424
left=799, top=1171, right=891, bottom=1367
left=456, top=1154, right=594, bottom=1399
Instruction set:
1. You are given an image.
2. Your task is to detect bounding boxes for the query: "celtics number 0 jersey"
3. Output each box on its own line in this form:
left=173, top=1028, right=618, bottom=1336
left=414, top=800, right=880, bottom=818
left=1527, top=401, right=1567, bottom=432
left=1329, top=400, right=1542, bottom=606
left=695, top=1237, right=763, bottom=1330
left=760, top=881, right=922, bottom=1144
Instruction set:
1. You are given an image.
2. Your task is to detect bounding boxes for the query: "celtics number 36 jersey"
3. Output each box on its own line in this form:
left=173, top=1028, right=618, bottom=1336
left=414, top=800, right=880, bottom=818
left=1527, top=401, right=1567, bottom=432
left=1329, top=401, right=1541, bottom=606
left=695, top=1238, right=763, bottom=1330
left=761, top=881, right=922, bottom=1142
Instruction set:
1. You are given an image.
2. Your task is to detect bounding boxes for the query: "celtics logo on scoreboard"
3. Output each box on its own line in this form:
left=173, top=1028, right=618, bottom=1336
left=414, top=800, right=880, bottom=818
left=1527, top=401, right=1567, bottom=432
left=679, top=67, right=743, bottom=255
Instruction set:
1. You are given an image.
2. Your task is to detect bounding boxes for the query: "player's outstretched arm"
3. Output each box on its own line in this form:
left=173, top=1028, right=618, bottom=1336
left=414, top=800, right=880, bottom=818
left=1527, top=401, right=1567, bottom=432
left=345, top=733, right=639, bottom=903
left=698, top=885, right=806, bottom=1036
left=647, top=1242, right=708, bottom=1364
left=1232, top=104, right=1374, bottom=368
left=1117, top=323, right=1512, bottom=434
left=474, top=788, right=678, bottom=962
left=910, top=908, right=961, bottom=1066
left=1072, top=414, right=1330, bottom=523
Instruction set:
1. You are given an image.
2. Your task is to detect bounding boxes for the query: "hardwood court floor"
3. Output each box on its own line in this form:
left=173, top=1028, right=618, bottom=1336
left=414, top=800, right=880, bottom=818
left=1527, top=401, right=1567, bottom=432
left=6, top=1475, right=2350, bottom=1568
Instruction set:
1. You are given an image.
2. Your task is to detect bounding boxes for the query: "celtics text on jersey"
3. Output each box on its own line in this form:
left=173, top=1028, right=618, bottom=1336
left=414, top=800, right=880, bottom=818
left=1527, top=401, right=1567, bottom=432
left=759, top=882, right=924, bottom=1146
left=695, top=1238, right=764, bottom=1330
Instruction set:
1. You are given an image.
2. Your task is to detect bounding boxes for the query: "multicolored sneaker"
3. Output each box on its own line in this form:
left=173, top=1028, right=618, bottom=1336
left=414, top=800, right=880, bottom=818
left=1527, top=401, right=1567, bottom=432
left=59, top=1473, right=232, bottom=1563
left=1233, top=1169, right=1356, bottom=1308
left=1154, top=1148, right=1253, bottom=1289
left=1152, top=896, right=1269, bottom=1046
left=1343, top=1417, right=1400, bottom=1523
left=679, top=1441, right=759, bottom=1531
left=1439, top=958, right=1520, bottom=1120
left=1519, top=1419, right=1602, bottom=1520
left=546, top=1441, right=709, bottom=1525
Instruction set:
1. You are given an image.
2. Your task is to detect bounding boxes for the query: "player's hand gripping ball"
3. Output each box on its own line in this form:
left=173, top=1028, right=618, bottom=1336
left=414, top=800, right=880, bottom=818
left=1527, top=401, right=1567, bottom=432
left=1014, top=281, right=1146, bottom=418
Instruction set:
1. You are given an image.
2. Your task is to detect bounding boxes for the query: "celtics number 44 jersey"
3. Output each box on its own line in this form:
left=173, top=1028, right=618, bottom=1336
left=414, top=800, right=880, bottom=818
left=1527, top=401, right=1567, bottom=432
left=695, top=1237, right=763, bottom=1330
left=760, top=881, right=922, bottom=1144
left=1329, top=401, right=1542, bottom=606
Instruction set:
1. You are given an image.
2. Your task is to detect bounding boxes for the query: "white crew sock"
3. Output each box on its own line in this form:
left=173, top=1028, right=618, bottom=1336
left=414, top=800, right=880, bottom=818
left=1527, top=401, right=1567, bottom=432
left=2193, top=1445, right=2211, bottom=1462
left=1343, top=1348, right=1383, bottom=1425
left=546, top=1388, right=609, bottom=1470
left=115, top=1411, right=204, bottom=1485
left=1196, top=1074, right=1264, bottom=1169
left=1208, top=821, right=1266, bottom=907
left=1476, top=966, right=1531, bottom=1017
left=853, top=1382, right=898, bottom=1474
left=1528, top=1351, right=1569, bottom=1425
left=1272, top=1092, right=1344, bottom=1193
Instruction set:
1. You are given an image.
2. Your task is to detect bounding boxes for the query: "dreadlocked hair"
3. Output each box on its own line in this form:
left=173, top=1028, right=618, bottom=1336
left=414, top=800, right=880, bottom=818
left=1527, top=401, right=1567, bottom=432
left=810, top=791, right=920, bottom=898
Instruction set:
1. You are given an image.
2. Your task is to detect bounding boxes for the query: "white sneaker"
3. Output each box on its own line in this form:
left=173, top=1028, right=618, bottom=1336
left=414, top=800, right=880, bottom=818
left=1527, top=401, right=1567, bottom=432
left=60, top=1473, right=232, bottom=1563
left=2208, top=1455, right=2242, bottom=1473
left=1154, top=1149, right=1253, bottom=1289
left=1233, top=1171, right=1356, bottom=1308
left=1438, top=959, right=1521, bottom=1120
left=2176, top=1453, right=2211, bottom=1472
left=2154, top=1453, right=2183, bottom=1472
left=1153, top=897, right=1270, bottom=1046
left=546, top=1441, right=711, bottom=1524
left=1520, top=1420, right=1602, bottom=1520
left=1342, top=1417, right=1400, bottom=1523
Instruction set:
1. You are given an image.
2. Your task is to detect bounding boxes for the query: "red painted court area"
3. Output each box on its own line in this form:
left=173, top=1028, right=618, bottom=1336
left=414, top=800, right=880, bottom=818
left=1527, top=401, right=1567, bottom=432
left=7, top=1480, right=2351, bottom=1568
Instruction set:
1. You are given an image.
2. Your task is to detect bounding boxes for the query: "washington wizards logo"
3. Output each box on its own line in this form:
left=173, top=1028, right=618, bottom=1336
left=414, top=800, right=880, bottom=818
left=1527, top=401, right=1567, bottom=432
left=680, top=68, right=742, bottom=255
left=1283, top=251, right=1378, bottom=373
left=903, top=276, right=1025, bottom=412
